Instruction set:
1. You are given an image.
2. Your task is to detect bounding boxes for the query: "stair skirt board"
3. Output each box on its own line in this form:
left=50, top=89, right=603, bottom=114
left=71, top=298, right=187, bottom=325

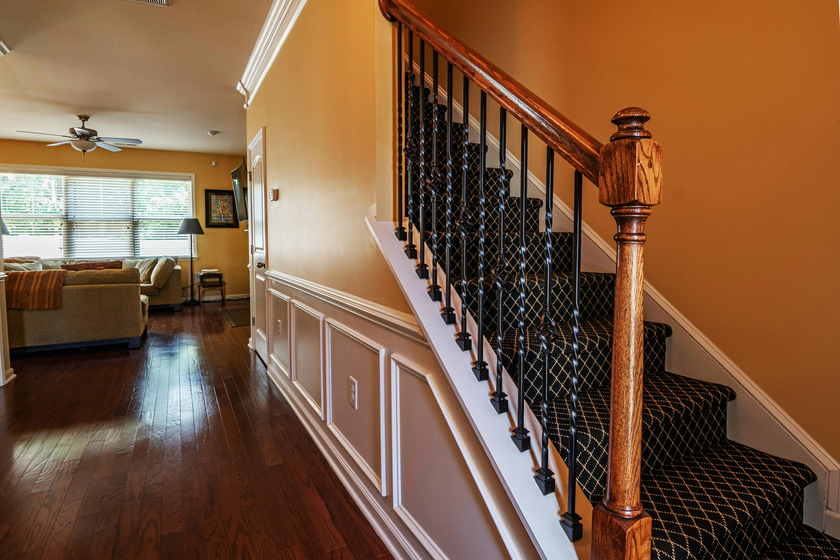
left=410, top=62, right=839, bottom=537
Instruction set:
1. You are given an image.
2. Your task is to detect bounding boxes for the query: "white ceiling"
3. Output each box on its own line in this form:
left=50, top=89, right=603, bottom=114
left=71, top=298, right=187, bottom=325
left=0, top=0, right=274, bottom=155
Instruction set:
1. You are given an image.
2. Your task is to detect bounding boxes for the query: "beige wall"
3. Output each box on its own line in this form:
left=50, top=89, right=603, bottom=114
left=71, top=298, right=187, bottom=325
left=0, top=139, right=250, bottom=295
left=246, top=0, right=409, bottom=313
left=409, top=0, right=840, bottom=459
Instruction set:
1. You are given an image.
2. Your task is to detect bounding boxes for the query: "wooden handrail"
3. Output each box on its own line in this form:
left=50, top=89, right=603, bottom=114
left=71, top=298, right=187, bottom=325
left=378, top=0, right=603, bottom=185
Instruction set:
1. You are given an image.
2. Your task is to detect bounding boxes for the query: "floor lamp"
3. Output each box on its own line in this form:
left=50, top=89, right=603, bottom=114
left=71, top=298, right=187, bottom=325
left=178, top=218, right=204, bottom=307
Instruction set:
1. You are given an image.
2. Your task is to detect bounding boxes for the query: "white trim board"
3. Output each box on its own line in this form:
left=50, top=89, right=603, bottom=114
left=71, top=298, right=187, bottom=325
left=409, top=68, right=840, bottom=532
left=237, top=0, right=308, bottom=108
left=266, top=269, right=427, bottom=345
left=290, top=299, right=325, bottom=420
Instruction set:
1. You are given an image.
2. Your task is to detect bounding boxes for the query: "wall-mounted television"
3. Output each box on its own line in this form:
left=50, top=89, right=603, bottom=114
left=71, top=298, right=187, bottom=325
left=230, top=157, right=248, bottom=222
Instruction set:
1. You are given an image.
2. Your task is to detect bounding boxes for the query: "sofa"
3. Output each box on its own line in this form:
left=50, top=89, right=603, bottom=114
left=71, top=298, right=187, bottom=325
left=7, top=268, right=149, bottom=351
left=32, top=256, right=183, bottom=310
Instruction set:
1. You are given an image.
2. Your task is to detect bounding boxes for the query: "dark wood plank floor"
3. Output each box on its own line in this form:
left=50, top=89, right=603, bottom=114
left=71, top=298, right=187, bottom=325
left=0, top=300, right=392, bottom=560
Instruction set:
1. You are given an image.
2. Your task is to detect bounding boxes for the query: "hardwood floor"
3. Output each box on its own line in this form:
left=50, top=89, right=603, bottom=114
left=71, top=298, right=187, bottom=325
left=0, top=300, right=393, bottom=560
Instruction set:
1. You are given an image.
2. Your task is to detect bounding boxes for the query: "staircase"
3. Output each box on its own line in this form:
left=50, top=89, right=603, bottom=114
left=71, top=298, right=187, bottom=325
left=377, top=1, right=840, bottom=558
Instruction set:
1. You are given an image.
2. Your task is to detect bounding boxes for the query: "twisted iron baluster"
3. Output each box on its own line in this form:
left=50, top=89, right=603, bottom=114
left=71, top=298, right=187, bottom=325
left=535, top=147, right=557, bottom=496
left=472, top=91, right=490, bottom=383
left=415, top=41, right=429, bottom=279
left=441, top=62, right=456, bottom=324
left=403, top=31, right=417, bottom=259
left=455, top=78, right=472, bottom=352
left=395, top=22, right=406, bottom=241
left=427, top=50, right=442, bottom=301
left=491, top=109, right=511, bottom=408
left=511, top=123, right=530, bottom=446
left=561, top=170, right=584, bottom=541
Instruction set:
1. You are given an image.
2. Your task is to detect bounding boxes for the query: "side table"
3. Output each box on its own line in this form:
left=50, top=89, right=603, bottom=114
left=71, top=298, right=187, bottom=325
left=198, top=281, right=226, bottom=307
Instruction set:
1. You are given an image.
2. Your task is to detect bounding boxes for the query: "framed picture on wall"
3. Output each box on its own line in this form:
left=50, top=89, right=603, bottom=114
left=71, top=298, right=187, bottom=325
left=205, top=189, right=239, bottom=228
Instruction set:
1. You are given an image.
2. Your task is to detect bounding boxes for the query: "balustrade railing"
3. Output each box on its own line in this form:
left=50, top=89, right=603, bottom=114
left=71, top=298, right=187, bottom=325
left=380, top=1, right=663, bottom=555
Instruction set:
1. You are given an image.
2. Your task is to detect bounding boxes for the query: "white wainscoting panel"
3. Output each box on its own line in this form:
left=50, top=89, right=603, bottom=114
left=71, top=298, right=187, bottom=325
left=269, top=286, right=292, bottom=377
left=325, top=318, right=388, bottom=497
left=291, top=299, right=325, bottom=419
left=391, top=354, right=511, bottom=560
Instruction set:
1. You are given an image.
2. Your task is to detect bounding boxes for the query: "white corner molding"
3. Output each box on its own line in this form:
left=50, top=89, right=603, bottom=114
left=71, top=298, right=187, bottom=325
left=238, top=0, right=308, bottom=108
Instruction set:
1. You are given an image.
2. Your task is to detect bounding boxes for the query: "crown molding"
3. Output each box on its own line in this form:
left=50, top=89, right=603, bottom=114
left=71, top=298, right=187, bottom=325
left=237, top=0, right=308, bottom=109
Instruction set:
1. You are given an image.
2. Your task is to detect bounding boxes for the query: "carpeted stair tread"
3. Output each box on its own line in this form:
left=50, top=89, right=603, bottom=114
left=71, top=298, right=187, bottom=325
left=545, top=371, right=736, bottom=504
left=760, top=525, right=840, bottom=559
left=457, top=271, right=615, bottom=332
left=495, top=317, right=672, bottom=404
left=644, top=440, right=816, bottom=560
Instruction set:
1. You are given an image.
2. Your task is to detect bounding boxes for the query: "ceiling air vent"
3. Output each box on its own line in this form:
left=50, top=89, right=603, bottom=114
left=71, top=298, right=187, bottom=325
left=128, top=0, right=171, bottom=6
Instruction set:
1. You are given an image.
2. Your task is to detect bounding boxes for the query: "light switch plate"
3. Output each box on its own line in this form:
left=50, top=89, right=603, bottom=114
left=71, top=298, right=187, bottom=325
left=269, top=188, right=279, bottom=201
left=348, top=376, right=358, bottom=410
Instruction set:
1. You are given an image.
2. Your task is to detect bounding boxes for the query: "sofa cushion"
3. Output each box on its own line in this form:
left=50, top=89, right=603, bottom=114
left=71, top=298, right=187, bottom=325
left=4, top=261, right=43, bottom=272
left=150, top=257, right=176, bottom=289
left=61, top=260, right=122, bottom=272
left=4, top=257, right=40, bottom=263
left=64, top=268, right=141, bottom=286
left=134, top=258, right=158, bottom=283
left=140, top=283, right=160, bottom=296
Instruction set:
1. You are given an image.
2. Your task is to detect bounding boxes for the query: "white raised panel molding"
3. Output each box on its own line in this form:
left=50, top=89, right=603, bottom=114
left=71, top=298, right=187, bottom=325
left=237, top=0, right=308, bottom=108
left=415, top=67, right=840, bottom=533
left=291, top=299, right=325, bottom=420
left=325, top=318, right=388, bottom=497
left=268, top=287, right=292, bottom=379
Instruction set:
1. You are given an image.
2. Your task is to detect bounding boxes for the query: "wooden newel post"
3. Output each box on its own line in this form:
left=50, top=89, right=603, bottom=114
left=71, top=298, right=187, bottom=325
left=592, top=108, right=662, bottom=560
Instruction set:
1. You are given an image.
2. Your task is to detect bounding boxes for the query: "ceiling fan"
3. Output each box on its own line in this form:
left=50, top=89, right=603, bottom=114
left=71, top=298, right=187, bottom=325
left=17, top=115, right=142, bottom=153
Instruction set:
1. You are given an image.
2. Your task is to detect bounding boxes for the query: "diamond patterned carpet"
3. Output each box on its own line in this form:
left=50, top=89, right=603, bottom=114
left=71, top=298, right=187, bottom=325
left=404, top=78, right=840, bottom=558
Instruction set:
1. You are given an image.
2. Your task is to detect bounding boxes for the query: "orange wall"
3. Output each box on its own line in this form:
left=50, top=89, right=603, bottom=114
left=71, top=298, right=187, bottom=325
left=0, top=139, right=250, bottom=295
left=246, top=0, right=409, bottom=312
left=410, top=0, right=840, bottom=459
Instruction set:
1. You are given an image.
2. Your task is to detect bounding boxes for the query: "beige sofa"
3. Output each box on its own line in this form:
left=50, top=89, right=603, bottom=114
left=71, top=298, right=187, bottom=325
left=38, top=257, right=183, bottom=310
left=7, top=268, right=149, bottom=351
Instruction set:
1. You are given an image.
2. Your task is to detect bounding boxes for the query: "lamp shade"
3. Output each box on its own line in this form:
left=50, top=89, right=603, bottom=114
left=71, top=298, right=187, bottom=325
left=178, top=218, right=204, bottom=235
left=1, top=220, right=9, bottom=236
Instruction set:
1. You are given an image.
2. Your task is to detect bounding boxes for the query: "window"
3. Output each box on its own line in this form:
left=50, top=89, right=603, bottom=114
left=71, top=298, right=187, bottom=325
left=0, top=171, right=193, bottom=259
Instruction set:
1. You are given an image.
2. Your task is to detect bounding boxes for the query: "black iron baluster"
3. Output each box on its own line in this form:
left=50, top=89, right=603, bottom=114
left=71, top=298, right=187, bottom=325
left=415, top=41, right=429, bottom=279
left=510, top=123, right=530, bottom=446
left=535, top=147, right=557, bottom=496
left=395, top=22, right=406, bottom=241
left=427, top=51, right=442, bottom=301
left=403, top=30, right=417, bottom=259
left=455, top=77, right=472, bottom=352
left=490, top=109, right=511, bottom=408
left=561, top=170, right=584, bottom=541
left=473, top=91, right=490, bottom=384
left=441, top=62, right=456, bottom=324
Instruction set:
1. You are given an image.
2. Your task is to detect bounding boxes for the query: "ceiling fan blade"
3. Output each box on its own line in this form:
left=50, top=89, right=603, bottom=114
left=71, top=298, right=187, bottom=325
left=17, top=131, right=75, bottom=139
left=98, top=137, right=142, bottom=145
left=46, top=141, right=72, bottom=147
left=95, top=142, right=121, bottom=152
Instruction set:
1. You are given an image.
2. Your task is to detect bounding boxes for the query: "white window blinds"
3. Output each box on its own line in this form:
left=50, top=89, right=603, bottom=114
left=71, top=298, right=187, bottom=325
left=0, top=172, right=193, bottom=259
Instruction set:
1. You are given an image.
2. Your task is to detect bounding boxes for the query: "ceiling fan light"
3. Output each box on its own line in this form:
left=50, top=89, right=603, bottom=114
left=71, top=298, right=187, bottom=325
left=70, top=140, right=97, bottom=153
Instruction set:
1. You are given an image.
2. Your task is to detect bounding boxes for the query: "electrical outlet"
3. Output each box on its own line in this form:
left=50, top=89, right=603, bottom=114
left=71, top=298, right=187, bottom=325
left=277, top=319, right=282, bottom=338
left=348, top=376, right=358, bottom=410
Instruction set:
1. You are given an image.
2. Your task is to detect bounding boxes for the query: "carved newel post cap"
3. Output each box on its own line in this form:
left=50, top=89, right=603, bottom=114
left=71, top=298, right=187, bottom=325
left=610, top=108, right=652, bottom=142
left=598, top=107, right=662, bottom=207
